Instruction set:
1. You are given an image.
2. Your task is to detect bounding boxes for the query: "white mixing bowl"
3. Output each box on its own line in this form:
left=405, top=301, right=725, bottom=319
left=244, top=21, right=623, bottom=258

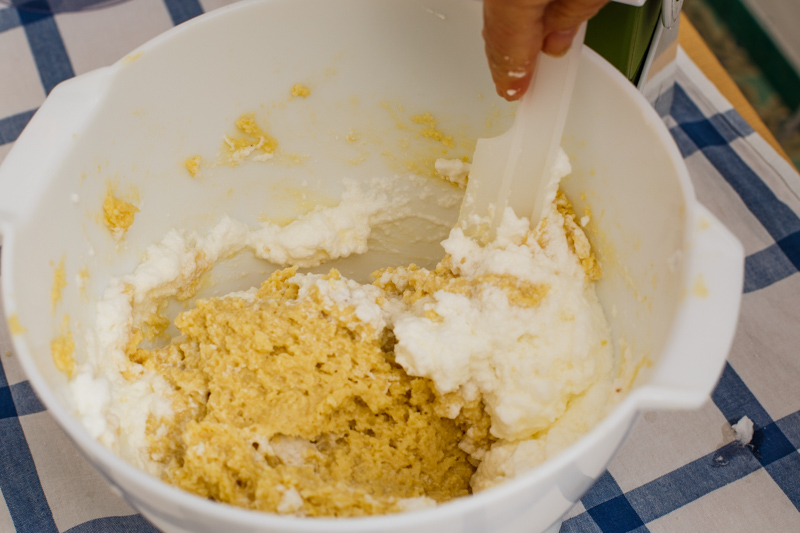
left=0, top=0, right=743, bottom=532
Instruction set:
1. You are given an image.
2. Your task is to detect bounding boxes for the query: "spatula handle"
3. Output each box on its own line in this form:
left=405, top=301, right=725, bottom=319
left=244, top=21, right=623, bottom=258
left=505, top=22, right=587, bottom=228
left=459, top=23, right=587, bottom=239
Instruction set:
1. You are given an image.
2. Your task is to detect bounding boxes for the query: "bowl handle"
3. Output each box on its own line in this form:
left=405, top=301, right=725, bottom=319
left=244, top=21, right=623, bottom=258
left=636, top=204, right=744, bottom=410
left=0, top=67, right=114, bottom=226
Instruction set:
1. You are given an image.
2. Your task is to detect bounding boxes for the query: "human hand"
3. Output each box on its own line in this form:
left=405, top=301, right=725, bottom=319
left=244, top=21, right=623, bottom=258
left=483, top=0, right=610, bottom=100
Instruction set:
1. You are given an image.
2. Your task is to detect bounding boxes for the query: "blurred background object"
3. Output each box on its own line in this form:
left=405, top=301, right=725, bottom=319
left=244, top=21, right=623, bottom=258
left=683, top=0, right=800, bottom=170
left=586, top=0, right=682, bottom=117
left=0, top=0, right=128, bottom=13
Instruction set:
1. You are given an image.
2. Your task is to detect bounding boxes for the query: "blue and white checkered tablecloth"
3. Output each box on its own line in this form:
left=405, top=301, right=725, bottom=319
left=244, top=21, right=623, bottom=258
left=1, top=1, right=799, bottom=531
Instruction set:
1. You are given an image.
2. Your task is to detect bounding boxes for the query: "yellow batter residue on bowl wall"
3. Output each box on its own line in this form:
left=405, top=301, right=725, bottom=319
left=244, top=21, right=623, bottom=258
left=51, top=315, right=75, bottom=377
left=7, top=314, right=26, bottom=335
left=121, top=51, right=143, bottom=64
left=411, top=112, right=455, bottom=149
left=51, top=256, right=67, bottom=314
left=103, top=187, right=139, bottom=239
left=345, top=129, right=359, bottom=143
left=693, top=274, right=709, bottom=298
left=379, top=106, right=472, bottom=179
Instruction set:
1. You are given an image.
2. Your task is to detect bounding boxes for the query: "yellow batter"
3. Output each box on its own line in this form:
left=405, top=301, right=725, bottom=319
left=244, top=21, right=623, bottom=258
left=120, top=193, right=600, bottom=517
left=134, top=269, right=493, bottom=517
left=556, top=192, right=601, bottom=281
left=118, top=191, right=603, bottom=517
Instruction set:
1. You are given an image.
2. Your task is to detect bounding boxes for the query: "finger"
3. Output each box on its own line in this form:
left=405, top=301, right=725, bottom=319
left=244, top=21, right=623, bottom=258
left=483, top=0, right=550, bottom=100
left=543, top=0, right=609, bottom=31
left=541, top=0, right=609, bottom=56
left=542, top=27, right=579, bottom=57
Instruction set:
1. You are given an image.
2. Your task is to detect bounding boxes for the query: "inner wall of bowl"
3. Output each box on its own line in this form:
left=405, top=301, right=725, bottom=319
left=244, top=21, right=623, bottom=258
left=10, top=0, right=683, bottom=429
left=561, top=51, right=687, bottom=389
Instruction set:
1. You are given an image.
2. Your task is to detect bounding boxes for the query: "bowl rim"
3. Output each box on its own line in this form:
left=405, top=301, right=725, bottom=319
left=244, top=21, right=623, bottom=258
left=0, top=0, right=702, bottom=528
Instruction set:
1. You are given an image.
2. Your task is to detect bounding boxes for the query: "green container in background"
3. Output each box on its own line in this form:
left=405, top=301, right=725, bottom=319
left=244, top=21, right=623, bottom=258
left=587, top=0, right=664, bottom=84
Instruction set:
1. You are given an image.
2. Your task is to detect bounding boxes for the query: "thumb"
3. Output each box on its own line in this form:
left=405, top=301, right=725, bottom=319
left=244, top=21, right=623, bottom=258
left=541, top=0, right=609, bottom=56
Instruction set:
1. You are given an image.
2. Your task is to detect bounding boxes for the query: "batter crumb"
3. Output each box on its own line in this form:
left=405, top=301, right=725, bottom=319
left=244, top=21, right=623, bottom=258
left=222, top=114, right=279, bottom=166
left=556, top=192, right=601, bottom=281
left=103, top=188, right=139, bottom=239
left=184, top=156, right=202, bottom=177
left=52, top=315, right=75, bottom=377
left=290, top=83, right=311, bottom=98
left=51, top=256, right=67, bottom=314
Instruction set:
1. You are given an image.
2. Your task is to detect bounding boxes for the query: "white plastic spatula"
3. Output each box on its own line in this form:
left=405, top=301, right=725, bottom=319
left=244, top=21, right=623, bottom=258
left=459, top=22, right=587, bottom=239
